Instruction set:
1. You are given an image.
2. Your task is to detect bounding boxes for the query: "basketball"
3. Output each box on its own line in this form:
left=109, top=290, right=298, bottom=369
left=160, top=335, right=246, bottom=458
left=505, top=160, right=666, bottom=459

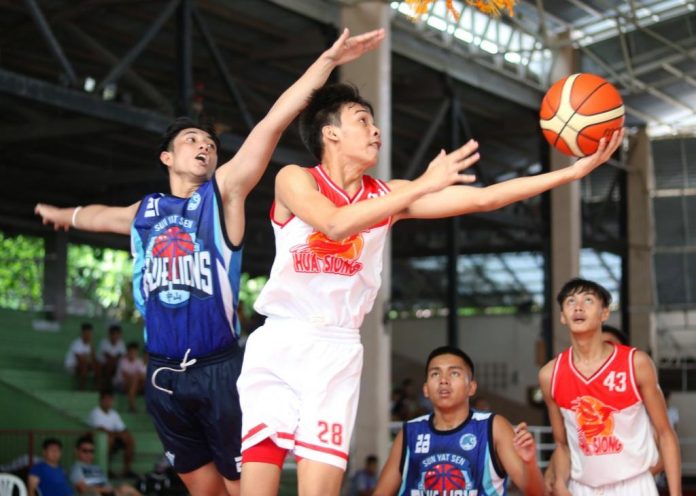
left=539, top=73, right=624, bottom=157
left=152, top=226, right=195, bottom=258
left=423, top=463, right=468, bottom=491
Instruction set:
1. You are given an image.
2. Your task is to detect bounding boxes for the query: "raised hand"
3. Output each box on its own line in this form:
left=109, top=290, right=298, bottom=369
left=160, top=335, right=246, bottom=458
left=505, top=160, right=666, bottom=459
left=512, top=422, right=537, bottom=464
left=570, top=128, right=624, bottom=179
left=35, top=203, right=70, bottom=231
left=324, top=27, right=386, bottom=66
left=417, top=139, right=480, bottom=193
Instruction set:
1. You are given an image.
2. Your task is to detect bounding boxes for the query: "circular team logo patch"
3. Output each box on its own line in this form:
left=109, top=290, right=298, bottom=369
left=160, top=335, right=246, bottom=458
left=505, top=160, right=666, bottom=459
left=459, top=433, right=477, bottom=451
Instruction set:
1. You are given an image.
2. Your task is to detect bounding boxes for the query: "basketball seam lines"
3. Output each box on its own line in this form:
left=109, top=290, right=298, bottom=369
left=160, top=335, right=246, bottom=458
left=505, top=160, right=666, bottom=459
left=553, top=81, right=608, bottom=150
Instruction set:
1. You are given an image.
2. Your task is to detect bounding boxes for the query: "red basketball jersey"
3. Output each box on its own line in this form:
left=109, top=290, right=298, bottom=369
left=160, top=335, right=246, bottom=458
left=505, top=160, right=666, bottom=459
left=551, top=344, right=659, bottom=487
left=254, top=165, right=391, bottom=330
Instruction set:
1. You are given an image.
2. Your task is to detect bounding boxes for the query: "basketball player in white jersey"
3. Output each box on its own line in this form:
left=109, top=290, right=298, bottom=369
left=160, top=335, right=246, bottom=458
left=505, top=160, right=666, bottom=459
left=539, top=278, right=681, bottom=495
left=236, top=83, right=623, bottom=496
left=34, top=28, right=385, bottom=496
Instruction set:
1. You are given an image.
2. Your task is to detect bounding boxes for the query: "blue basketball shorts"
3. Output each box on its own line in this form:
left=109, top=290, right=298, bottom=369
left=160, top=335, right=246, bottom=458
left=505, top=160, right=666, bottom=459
left=146, top=345, right=243, bottom=480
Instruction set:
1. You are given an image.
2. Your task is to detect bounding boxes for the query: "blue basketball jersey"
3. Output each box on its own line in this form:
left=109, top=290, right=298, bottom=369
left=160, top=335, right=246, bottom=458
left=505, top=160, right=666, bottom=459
left=131, top=177, right=242, bottom=359
left=399, top=411, right=507, bottom=496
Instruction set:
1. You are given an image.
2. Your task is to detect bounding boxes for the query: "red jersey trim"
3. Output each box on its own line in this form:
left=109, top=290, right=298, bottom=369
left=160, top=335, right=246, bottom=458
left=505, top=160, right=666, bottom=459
left=316, top=165, right=366, bottom=204
left=270, top=201, right=295, bottom=228
left=568, top=344, right=618, bottom=384
left=550, top=354, right=563, bottom=400
left=242, top=423, right=296, bottom=443
left=628, top=347, right=641, bottom=399
left=242, top=423, right=268, bottom=442
left=294, top=440, right=349, bottom=460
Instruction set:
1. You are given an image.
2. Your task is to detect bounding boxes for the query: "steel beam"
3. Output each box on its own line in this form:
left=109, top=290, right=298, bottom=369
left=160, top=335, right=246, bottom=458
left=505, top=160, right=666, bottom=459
left=22, top=0, right=78, bottom=85
left=63, top=24, right=173, bottom=115
left=192, top=5, right=255, bottom=130
left=267, top=0, right=543, bottom=109
left=177, top=0, right=193, bottom=116
left=0, top=68, right=309, bottom=165
left=98, top=0, right=181, bottom=91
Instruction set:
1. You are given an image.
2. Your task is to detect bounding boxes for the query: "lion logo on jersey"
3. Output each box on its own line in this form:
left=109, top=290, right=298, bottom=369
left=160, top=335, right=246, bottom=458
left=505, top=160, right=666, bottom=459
left=291, top=231, right=364, bottom=276
left=572, top=395, right=623, bottom=455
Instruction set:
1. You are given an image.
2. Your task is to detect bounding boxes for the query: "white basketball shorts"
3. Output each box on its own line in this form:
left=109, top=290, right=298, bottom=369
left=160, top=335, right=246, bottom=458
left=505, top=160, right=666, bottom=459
left=568, top=471, right=658, bottom=496
left=237, top=317, right=363, bottom=470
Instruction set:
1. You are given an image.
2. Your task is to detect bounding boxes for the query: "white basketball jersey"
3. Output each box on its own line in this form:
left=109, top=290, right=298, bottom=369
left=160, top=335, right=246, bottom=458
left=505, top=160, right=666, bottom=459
left=551, top=344, right=659, bottom=488
left=254, top=165, right=391, bottom=330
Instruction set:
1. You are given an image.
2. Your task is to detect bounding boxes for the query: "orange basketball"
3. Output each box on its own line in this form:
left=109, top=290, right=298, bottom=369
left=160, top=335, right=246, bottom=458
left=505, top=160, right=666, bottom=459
left=540, top=73, right=624, bottom=157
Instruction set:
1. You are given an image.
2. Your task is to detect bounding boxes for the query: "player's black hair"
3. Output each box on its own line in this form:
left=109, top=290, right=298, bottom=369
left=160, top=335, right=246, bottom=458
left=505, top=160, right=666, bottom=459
left=601, top=324, right=629, bottom=345
left=556, top=277, right=612, bottom=308
left=425, top=346, right=475, bottom=379
left=158, top=117, right=220, bottom=171
left=42, top=437, right=62, bottom=450
left=80, top=322, right=93, bottom=332
left=299, top=83, right=374, bottom=161
left=126, top=341, right=139, bottom=351
left=108, top=323, right=122, bottom=334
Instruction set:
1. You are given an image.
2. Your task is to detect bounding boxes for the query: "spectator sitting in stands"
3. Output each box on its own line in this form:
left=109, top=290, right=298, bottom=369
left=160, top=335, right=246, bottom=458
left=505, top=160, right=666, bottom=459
left=87, top=390, right=137, bottom=478
left=98, top=325, right=126, bottom=389
left=70, top=435, right=141, bottom=496
left=113, top=342, right=146, bottom=413
left=28, top=438, right=73, bottom=496
left=391, top=378, right=421, bottom=421
left=65, top=322, right=100, bottom=390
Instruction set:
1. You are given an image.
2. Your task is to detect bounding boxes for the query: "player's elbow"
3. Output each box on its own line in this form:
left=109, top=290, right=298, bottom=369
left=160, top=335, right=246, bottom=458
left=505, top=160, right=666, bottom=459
left=324, top=223, right=349, bottom=241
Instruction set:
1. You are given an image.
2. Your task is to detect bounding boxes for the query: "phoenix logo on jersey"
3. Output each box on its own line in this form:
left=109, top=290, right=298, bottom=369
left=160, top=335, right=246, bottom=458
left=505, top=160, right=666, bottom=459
left=572, top=395, right=623, bottom=456
left=143, top=217, right=213, bottom=306
left=290, top=231, right=364, bottom=276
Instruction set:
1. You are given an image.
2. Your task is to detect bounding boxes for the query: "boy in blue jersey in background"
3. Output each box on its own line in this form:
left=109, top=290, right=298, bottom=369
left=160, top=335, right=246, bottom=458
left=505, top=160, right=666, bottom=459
left=34, top=27, right=385, bottom=496
left=374, top=346, right=544, bottom=496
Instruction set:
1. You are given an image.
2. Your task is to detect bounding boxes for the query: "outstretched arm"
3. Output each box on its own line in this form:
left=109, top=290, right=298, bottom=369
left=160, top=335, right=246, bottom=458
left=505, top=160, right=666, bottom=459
left=215, top=27, right=385, bottom=201
left=35, top=202, right=140, bottom=236
left=276, top=141, right=479, bottom=241
left=373, top=430, right=404, bottom=496
left=635, top=351, right=681, bottom=496
left=395, top=129, right=623, bottom=221
left=493, top=417, right=544, bottom=495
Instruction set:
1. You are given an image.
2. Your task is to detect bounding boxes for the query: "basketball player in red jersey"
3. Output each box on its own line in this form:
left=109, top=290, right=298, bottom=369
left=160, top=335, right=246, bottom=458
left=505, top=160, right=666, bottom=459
left=539, top=278, right=680, bottom=495
left=34, top=28, right=385, bottom=496
left=236, top=83, right=623, bottom=496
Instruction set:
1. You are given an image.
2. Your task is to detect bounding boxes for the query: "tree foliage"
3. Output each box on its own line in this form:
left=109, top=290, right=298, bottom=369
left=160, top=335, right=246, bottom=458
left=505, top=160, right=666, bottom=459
left=0, top=232, right=44, bottom=310
left=0, top=231, right=267, bottom=324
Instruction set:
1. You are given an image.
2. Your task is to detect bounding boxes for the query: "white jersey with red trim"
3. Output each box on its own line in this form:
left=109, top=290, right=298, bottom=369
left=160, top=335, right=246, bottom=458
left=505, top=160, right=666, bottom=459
left=254, top=165, right=391, bottom=330
left=551, top=344, right=659, bottom=488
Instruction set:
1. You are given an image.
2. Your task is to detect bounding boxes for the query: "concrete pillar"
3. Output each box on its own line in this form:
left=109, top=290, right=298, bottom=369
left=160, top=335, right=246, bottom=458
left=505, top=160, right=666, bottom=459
left=549, top=35, right=580, bottom=354
left=340, top=3, right=392, bottom=472
left=626, top=128, right=657, bottom=355
left=43, top=231, right=68, bottom=321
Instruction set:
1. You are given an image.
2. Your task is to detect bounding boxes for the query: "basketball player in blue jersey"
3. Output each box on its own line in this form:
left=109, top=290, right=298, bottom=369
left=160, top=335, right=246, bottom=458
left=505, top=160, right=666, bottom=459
left=34, top=27, right=385, bottom=496
left=373, top=346, right=544, bottom=496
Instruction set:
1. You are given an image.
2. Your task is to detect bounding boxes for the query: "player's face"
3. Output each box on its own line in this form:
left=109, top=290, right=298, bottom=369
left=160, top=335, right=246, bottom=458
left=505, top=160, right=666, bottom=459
left=163, top=128, right=218, bottom=179
left=334, top=104, right=381, bottom=167
left=560, top=290, right=609, bottom=335
left=423, top=354, right=476, bottom=411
